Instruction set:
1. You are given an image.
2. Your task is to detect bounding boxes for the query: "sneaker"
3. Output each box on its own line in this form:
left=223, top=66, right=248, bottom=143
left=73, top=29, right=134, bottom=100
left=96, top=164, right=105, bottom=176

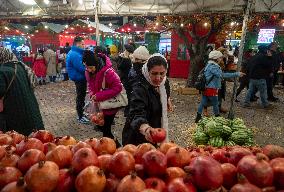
left=78, top=117, right=90, bottom=124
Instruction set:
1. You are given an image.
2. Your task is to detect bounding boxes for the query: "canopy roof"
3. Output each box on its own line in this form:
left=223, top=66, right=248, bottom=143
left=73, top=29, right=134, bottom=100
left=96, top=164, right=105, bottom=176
left=1, top=0, right=283, bottom=18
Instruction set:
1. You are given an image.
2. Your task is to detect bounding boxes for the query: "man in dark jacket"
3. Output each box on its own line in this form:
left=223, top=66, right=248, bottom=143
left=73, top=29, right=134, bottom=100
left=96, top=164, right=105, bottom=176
left=66, top=36, right=89, bottom=124
left=243, top=46, right=273, bottom=108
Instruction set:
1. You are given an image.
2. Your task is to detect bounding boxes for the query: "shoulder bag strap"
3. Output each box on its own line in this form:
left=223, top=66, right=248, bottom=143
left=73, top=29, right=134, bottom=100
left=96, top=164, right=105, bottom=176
left=1, top=63, right=17, bottom=100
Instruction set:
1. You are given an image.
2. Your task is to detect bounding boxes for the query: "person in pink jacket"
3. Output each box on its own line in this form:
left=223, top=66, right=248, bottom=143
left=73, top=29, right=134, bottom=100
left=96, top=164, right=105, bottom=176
left=32, top=50, right=47, bottom=85
left=84, top=49, right=122, bottom=144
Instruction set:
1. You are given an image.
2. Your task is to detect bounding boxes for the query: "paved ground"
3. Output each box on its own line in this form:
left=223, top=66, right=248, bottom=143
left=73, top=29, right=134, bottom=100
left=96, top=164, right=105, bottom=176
left=35, top=79, right=284, bottom=147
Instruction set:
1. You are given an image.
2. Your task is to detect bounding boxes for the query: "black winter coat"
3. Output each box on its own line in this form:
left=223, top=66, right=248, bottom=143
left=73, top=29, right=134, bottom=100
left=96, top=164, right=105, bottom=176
left=248, top=53, right=273, bottom=79
left=122, top=76, right=167, bottom=145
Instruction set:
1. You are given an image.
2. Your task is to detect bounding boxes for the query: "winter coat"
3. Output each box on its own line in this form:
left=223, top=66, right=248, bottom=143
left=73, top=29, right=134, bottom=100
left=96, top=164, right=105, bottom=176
left=122, top=76, right=165, bottom=145
left=117, top=56, right=132, bottom=91
left=66, top=46, right=86, bottom=82
left=85, top=54, right=122, bottom=116
left=205, top=61, right=240, bottom=89
left=0, top=61, right=44, bottom=135
left=248, top=53, right=273, bottom=79
left=32, top=55, right=46, bottom=77
left=43, top=49, right=57, bottom=76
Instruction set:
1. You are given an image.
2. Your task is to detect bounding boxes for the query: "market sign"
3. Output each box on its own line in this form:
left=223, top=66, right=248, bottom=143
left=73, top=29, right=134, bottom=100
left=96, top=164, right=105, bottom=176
left=257, top=29, right=275, bottom=44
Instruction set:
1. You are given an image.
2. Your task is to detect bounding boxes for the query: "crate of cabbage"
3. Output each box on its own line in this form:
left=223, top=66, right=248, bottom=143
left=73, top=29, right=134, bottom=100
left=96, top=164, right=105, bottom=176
left=194, top=116, right=255, bottom=147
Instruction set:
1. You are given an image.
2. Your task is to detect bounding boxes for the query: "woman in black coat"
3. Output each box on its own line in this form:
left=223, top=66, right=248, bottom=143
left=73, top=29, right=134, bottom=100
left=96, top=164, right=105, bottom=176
left=122, top=54, right=170, bottom=145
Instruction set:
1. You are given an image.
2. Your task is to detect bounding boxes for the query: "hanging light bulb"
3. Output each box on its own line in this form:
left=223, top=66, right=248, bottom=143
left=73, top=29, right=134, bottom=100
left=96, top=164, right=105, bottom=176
left=25, top=25, right=29, bottom=29
left=102, top=0, right=107, bottom=3
left=108, top=22, right=112, bottom=27
left=180, top=23, right=184, bottom=27
left=156, top=22, right=159, bottom=26
left=230, top=21, right=235, bottom=26
left=65, top=24, right=68, bottom=28
left=44, top=25, right=48, bottom=29
left=44, top=0, right=49, bottom=4
left=63, top=0, right=67, bottom=4
left=204, top=22, right=208, bottom=27
left=78, top=0, right=83, bottom=5
left=88, top=24, right=91, bottom=27
left=134, top=23, right=137, bottom=27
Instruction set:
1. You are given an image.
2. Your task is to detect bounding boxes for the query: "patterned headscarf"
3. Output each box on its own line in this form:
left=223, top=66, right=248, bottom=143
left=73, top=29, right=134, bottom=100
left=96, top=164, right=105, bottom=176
left=0, top=47, right=14, bottom=64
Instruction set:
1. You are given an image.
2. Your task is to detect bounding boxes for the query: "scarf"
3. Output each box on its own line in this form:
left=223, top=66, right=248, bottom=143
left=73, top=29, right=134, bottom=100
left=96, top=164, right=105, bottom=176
left=142, top=53, right=169, bottom=142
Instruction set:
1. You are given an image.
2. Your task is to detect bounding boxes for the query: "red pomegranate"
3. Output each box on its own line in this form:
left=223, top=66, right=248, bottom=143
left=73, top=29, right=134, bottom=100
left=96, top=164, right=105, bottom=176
left=94, top=137, right=116, bottom=155
left=104, top=173, right=120, bottom=192
left=141, top=190, right=159, bottom=192
left=166, top=178, right=197, bottom=192
left=54, top=168, right=76, bottom=192
left=71, top=141, right=92, bottom=154
left=30, top=130, right=54, bottom=143
left=117, top=174, right=146, bottom=192
left=1, top=177, right=26, bottom=192
left=237, top=153, right=274, bottom=187
left=46, top=145, right=73, bottom=169
left=16, top=137, right=44, bottom=156
left=121, top=144, right=138, bottom=155
left=230, top=175, right=262, bottom=192
left=262, top=186, right=276, bottom=192
left=84, top=138, right=98, bottom=150
left=0, top=134, right=13, bottom=145
left=145, top=177, right=166, bottom=191
left=71, top=147, right=99, bottom=173
left=185, top=156, right=223, bottom=191
left=25, top=161, right=59, bottom=192
left=55, top=136, right=77, bottom=146
left=98, top=154, right=112, bottom=173
left=75, top=166, right=106, bottom=192
left=109, top=151, right=135, bottom=178
left=6, top=131, right=25, bottom=145
left=221, top=163, right=238, bottom=189
left=17, top=149, right=46, bottom=173
left=227, top=147, right=253, bottom=166
left=142, top=150, right=167, bottom=176
left=134, top=143, right=156, bottom=164
left=0, top=167, right=22, bottom=189
left=3, top=145, right=16, bottom=154
left=211, top=148, right=229, bottom=163
left=150, top=128, right=167, bottom=143
left=269, top=157, right=284, bottom=189
left=43, top=142, right=57, bottom=154
left=249, top=146, right=263, bottom=155
left=165, top=167, right=186, bottom=182
left=0, top=153, right=20, bottom=167
left=159, top=141, right=177, bottom=154
left=262, top=145, right=284, bottom=160
left=166, top=147, right=191, bottom=168
left=135, top=164, right=145, bottom=179
left=0, top=145, right=6, bottom=160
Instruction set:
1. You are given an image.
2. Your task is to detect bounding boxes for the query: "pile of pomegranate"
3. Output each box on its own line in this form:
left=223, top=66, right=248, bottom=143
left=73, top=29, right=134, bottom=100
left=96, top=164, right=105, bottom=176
left=0, top=130, right=284, bottom=192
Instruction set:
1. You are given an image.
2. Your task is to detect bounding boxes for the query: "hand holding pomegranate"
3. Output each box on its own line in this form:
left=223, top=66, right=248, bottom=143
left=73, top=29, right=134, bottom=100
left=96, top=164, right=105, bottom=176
left=140, top=126, right=167, bottom=143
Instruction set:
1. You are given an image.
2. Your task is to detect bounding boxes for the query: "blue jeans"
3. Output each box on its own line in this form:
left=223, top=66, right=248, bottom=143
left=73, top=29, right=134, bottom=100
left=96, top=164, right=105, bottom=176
left=197, top=95, right=219, bottom=115
left=244, top=79, right=269, bottom=106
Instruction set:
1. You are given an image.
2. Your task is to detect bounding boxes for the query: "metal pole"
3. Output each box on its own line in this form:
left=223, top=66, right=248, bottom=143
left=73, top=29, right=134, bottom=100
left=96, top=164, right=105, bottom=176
left=228, top=0, right=255, bottom=119
left=95, top=0, right=100, bottom=46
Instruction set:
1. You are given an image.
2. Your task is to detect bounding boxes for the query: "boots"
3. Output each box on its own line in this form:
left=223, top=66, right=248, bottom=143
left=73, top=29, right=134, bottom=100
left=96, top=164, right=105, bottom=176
left=195, top=113, right=202, bottom=123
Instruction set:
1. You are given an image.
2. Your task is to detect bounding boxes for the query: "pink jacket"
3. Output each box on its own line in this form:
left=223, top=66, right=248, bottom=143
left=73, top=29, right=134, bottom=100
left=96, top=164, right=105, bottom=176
left=85, top=55, right=122, bottom=115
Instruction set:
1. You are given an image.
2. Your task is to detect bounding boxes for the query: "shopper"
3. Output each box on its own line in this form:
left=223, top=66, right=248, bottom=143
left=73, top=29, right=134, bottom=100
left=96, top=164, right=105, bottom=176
left=43, top=46, right=57, bottom=83
left=32, top=49, right=46, bottom=85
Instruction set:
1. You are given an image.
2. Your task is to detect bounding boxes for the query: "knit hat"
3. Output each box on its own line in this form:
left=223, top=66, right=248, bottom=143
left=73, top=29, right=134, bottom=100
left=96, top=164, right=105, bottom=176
left=110, top=45, right=118, bottom=55
left=124, top=44, right=135, bottom=53
left=132, top=46, right=150, bottom=61
left=208, top=50, right=223, bottom=60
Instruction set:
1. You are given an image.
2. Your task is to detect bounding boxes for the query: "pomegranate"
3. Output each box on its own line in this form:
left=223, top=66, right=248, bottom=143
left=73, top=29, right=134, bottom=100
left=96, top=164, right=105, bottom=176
left=166, top=147, right=191, bottom=168
left=25, top=161, right=59, bottom=192
left=109, top=151, right=135, bottom=178
left=75, top=166, right=106, bottom=192
left=150, top=128, right=167, bottom=143
left=94, top=137, right=116, bottom=155
left=249, top=146, right=263, bottom=155
left=84, top=138, right=98, bottom=150
left=166, top=178, right=197, bottom=192
left=6, top=131, right=25, bottom=145
left=17, top=149, right=46, bottom=173
left=0, top=153, right=20, bottom=167
left=142, top=190, right=159, bottom=192
left=165, top=167, right=186, bottom=182
left=104, top=173, right=120, bottom=192
left=230, top=175, right=262, bottom=192
left=71, top=147, right=99, bottom=173
left=0, top=145, right=6, bottom=160
left=55, top=135, right=77, bottom=146
left=262, top=145, right=284, bottom=160
left=221, top=163, right=238, bottom=189
left=54, top=168, right=76, bottom=192
left=134, top=143, right=156, bottom=164
left=117, top=174, right=146, bottom=192
left=1, top=177, right=26, bottom=192
left=142, top=150, right=167, bottom=176
left=159, top=141, right=177, bottom=154
left=71, top=141, right=92, bottom=154
left=0, top=134, right=13, bottom=145
left=122, top=144, right=138, bottom=155
left=185, top=156, right=223, bottom=191
left=145, top=177, right=166, bottom=191
left=135, top=164, right=145, bottom=179
left=43, top=142, right=57, bottom=154
left=211, top=148, right=229, bottom=163
left=16, top=137, right=44, bottom=156
left=188, top=151, right=200, bottom=159
left=262, top=186, right=276, bottom=192
left=3, top=145, right=16, bottom=154
left=98, top=154, right=112, bottom=173
left=269, top=158, right=284, bottom=189
left=0, top=167, right=22, bottom=189
left=46, top=145, right=72, bottom=169
left=228, top=147, right=253, bottom=166
left=30, top=130, right=54, bottom=143
left=237, top=153, right=274, bottom=187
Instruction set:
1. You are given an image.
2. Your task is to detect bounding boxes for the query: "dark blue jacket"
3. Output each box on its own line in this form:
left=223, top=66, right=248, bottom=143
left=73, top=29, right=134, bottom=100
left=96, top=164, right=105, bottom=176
left=66, top=46, right=85, bottom=82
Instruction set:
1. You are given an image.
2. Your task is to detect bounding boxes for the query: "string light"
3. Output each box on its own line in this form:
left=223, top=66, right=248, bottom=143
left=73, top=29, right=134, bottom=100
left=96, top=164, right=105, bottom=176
left=134, top=23, right=137, bottom=27
left=4, top=26, right=9, bottom=30
left=65, top=25, right=68, bottom=28
left=156, top=22, right=159, bottom=26
left=204, top=22, right=208, bottom=27
left=44, top=25, right=48, bottom=29
left=180, top=23, right=184, bottom=27
left=108, top=22, right=112, bottom=27
left=25, top=25, right=29, bottom=29
left=44, top=0, right=49, bottom=4
left=79, top=0, right=83, bottom=4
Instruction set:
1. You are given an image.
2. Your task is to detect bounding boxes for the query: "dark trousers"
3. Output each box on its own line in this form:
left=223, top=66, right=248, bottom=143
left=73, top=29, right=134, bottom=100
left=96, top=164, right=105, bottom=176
left=49, top=76, right=56, bottom=82
left=75, top=81, right=87, bottom=119
left=97, top=114, right=116, bottom=138
left=63, top=73, right=69, bottom=81
left=266, top=77, right=275, bottom=98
